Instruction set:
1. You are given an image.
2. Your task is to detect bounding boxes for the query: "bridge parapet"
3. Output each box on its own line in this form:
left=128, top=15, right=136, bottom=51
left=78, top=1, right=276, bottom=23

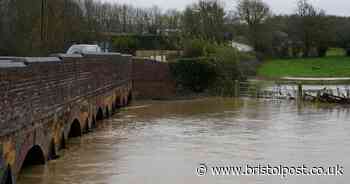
left=0, top=53, right=132, bottom=136
left=0, top=53, right=133, bottom=183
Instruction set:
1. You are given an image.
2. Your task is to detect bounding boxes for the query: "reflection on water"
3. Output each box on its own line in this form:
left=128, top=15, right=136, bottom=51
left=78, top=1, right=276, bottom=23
left=18, top=98, right=350, bottom=184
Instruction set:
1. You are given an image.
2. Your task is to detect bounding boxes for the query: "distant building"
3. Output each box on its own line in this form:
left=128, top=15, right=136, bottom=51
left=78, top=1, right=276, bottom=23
left=135, top=50, right=183, bottom=62
left=231, top=41, right=254, bottom=52
left=156, top=29, right=181, bottom=36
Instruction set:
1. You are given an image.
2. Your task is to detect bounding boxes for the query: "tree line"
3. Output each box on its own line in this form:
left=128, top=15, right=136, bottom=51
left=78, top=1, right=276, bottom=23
left=182, top=0, right=350, bottom=58
left=1, top=0, right=350, bottom=57
left=0, top=0, right=182, bottom=56
left=232, top=0, right=350, bottom=58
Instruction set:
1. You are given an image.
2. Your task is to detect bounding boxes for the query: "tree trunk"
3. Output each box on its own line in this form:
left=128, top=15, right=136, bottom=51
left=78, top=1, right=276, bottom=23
left=346, top=48, right=350, bottom=57
left=303, top=47, right=309, bottom=57
left=317, top=46, right=327, bottom=57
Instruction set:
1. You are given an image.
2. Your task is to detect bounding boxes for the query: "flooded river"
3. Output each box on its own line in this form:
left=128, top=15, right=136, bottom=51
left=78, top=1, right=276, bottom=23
left=18, top=98, right=350, bottom=184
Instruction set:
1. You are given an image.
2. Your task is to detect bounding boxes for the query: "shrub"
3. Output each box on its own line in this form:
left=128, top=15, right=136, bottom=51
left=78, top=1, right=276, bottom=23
left=183, top=39, right=206, bottom=57
left=238, top=51, right=260, bottom=76
left=208, top=46, right=243, bottom=95
left=171, top=41, right=258, bottom=95
left=111, top=34, right=180, bottom=53
left=112, top=36, right=139, bottom=54
left=211, top=46, right=242, bottom=81
left=169, top=58, right=217, bottom=92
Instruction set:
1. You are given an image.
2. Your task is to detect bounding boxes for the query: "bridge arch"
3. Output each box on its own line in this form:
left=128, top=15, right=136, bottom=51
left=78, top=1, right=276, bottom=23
left=96, top=107, right=104, bottom=121
left=122, top=97, right=126, bottom=107
left=83, top=118, right=89, bottom=134
left=105, top=106, right=110, bottom=118
left=59, top=132, right=66, bottom=150
left=49, top=139, right=58, bottom=160
left=91, top=116, right=96, bottom=129
left=20, top=145, right=45, bottom=171
left=68, top=119, right=82, bottom=138
left=127, top=92, right=132, bottom=105
left=112, top=102, right=116, bottom=114
left=115, top=97, right=121, bottom=110
left=1, top=165, right=13, bottom=184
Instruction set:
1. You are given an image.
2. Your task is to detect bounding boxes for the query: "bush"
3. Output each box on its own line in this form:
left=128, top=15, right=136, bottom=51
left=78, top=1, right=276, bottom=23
left=111, top=34, right=180, bottom=54
left=171, top=40, right=258, bottom=95
left=112, top=36, right=139, bottom=54
left=211, top=46, right=241, bottom=81
left=238, top=51, right=260, bottom=76
left=183, top=38, right=219, bottom=58
left=209, top=46, right=243, bottom=95
left=183, top=39, right=206, bottom=57
left=169, top=58, right=217, bottom=92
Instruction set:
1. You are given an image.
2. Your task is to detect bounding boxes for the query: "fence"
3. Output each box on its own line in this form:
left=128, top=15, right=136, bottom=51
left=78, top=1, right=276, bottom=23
left=238, top=81, right=297, bottom=99
left=236, top=80, right=350, bottom=103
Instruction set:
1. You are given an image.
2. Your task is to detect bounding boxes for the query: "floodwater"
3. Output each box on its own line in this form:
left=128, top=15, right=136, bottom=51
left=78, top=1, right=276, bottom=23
left=18, top=98, right=350, bottom=184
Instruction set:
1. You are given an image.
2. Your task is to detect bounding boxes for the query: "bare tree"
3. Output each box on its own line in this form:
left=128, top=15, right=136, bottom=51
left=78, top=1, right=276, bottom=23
left=237, top=0, right=270, bottom=26
left=236, top=0, right=270, bottom=51
left=293, top=0, right=330, bottom=57
left=335, top=17, right=350, bottom=56
left=183, top=0, right=226, bottom=42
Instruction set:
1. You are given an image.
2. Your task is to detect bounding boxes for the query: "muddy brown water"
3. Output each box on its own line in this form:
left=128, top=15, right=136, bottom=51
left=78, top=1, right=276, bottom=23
left=18, top=98, right=350, bottom=184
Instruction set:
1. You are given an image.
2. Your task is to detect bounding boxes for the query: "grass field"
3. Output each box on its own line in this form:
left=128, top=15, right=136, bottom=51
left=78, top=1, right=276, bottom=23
left=326, top=48, right=347, bottom=56
left=258, top=48, right=350, bottom=78
left=257, top=56, right=350, bottom=78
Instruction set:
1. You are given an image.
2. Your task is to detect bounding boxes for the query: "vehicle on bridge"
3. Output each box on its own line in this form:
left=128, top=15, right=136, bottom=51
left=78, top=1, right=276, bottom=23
left=66, top=44, right=102, bottom=55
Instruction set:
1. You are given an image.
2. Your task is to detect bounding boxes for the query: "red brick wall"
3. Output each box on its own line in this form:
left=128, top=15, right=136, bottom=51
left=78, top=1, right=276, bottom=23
left=0, top=54, right=132, bottom=136
left=132, top=58, right=176, bottom=99
left=0, top=54, right=135, bottom=181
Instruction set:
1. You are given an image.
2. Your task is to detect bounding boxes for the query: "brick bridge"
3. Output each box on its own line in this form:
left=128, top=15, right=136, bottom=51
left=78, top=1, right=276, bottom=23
left=0, top=53, right=175, bottom=184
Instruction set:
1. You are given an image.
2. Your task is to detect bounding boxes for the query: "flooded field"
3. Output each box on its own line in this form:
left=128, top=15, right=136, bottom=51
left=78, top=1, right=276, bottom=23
left=18, top=98, right=350, bottom=184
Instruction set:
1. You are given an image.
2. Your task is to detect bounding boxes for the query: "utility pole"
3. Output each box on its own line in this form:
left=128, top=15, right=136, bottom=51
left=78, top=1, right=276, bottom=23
left=122, top=5, right=126, bottom=33
left=41, top=0, right=45, bottom=41
left=63, top=0, right=67, bottom=46
left=40, top=0, right=48, bottom=41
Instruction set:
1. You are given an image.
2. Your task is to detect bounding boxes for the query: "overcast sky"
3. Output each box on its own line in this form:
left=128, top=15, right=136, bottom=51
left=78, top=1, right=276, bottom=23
left=102, top=0, right=350, bottom=16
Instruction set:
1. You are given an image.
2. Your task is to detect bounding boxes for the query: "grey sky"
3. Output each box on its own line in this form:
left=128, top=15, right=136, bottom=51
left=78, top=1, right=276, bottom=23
left=102, top=0, right=350, bottom=16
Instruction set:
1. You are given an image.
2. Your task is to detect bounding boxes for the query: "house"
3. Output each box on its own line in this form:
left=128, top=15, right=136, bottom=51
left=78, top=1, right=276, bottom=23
left=231, top=41, right=254, bottom=52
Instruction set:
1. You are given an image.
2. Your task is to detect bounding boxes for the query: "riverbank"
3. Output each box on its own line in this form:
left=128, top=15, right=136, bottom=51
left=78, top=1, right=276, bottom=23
left=257, top=56, right=350, bottom=78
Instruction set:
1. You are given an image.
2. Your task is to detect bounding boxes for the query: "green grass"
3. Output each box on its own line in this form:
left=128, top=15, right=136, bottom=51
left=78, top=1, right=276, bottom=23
left=257, top=56, right=350, bottom=78
left=326, top=48, right=346, bottom=56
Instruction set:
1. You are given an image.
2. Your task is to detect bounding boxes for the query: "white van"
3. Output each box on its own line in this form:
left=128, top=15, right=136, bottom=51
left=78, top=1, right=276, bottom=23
left=66, top=44, right=102, bottom=55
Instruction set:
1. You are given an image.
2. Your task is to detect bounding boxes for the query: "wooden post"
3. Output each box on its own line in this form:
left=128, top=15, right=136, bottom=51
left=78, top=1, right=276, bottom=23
left=317, top=91, right=321, bottom=102
left=235, top=80, right=240, bottom=97
left=255, top=84, right=259, bottom=98
left=297, top=83, right=303, bottom=100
